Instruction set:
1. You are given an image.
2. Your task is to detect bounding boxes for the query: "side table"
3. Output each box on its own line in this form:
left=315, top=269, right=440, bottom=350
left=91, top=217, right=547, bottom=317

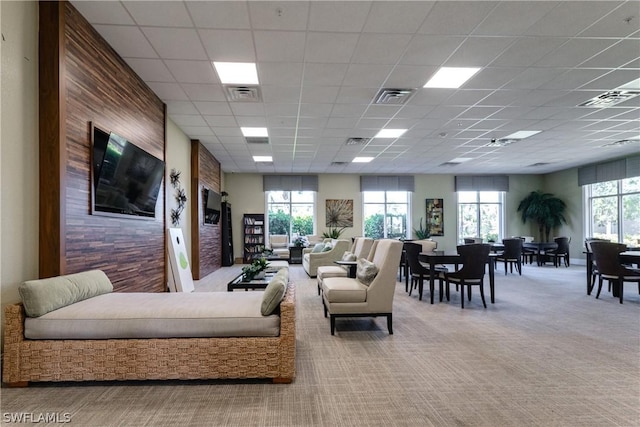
left=289, top=245, right=305, bottom=264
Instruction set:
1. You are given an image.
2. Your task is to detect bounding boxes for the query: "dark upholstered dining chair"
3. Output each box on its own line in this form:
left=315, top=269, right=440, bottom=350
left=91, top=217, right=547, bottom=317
left=494, top=238, right=523, bottom=275
left=589, top=241, right=640, bottom=304
left=585, top=238, right=610, bottom=294
left=404, top=242, right=447, bottom=304
left=546, top=236, right=570, bottom=267
left=444, top=244, right=492, bottom=309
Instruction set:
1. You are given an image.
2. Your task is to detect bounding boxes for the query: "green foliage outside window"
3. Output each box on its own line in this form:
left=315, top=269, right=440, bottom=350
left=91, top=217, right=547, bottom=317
left=269, top=209, right=291, bottom=235
left=364, top=213, right=384, bottom=239
left=292, top=215, right=313, bottom=236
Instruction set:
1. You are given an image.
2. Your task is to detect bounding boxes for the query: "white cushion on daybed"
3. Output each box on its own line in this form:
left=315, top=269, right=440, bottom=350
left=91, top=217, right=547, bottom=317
left=24, top=292, right=280, bottom=340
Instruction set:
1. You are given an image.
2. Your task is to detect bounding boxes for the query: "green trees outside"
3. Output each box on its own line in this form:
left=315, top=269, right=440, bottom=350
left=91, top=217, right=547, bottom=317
left=364, top=213, right=384, bottom=239
left=268, top=209, right=314, bottom=236
left=292, top=215, right=313, bottom=236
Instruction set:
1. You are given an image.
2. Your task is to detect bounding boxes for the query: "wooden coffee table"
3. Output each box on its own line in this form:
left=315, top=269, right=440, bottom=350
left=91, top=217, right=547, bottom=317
left=227, top=271, right=275, bottom=292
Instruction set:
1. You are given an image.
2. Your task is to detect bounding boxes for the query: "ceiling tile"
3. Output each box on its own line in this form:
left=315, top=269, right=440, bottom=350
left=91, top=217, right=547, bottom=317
left=254, top=31, right=306, bottom=62
left=363, top=1, right=434, bottom=33
left=186, top=1, right=251, bottom=29
left=181, top=84, right=226, bottom=102
left=308, top=2, right=371, bottom=32
left=124, top=1, right=192, bottom=27
left=71, top=1, right=135, bottom=25
left=93, top=25, right=158, bottom=58
left=125, top=58, right=174, bottom=82
left=305, top=32, right=360, bottom=63
left=142, top=27, right=207, bottom=60
left=164, top=60, right=216, bottom=84
left=248, top=2, right=310, bottom=31
left=199, top=29, right=256, bottom=62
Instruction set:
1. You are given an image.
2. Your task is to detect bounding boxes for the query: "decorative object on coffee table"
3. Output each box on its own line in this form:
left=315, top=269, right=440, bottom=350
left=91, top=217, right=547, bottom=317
left=242, top=257, right=270, bottom=281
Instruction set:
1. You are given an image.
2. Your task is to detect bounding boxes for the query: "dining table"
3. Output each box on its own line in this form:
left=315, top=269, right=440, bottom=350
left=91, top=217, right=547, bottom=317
left=419, top=251, right=496, bottom=304
left=523, top=242, right=558, bottom=266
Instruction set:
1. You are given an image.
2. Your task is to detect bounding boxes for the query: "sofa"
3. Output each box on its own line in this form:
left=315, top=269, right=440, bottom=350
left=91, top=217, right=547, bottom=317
left=302, top=239, right=351, bottom=277
left=2, top=270, right=296, bottom=385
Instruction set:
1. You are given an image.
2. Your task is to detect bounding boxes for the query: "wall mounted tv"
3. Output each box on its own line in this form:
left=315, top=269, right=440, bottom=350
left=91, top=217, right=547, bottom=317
left=203, top=188, right=221, bottom=225
left=91, top=125, right=165, bottom=219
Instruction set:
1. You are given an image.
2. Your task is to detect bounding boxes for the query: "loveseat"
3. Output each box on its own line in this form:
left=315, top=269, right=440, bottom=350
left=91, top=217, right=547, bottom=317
left=2, top=270, right=296, bottom=385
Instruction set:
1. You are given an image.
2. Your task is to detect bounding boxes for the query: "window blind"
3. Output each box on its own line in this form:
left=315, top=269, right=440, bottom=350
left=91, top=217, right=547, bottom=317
left=262, top=175, right=318, bottom=191
left=577, top=155, right=640, bottom=186
left=359, top=175, right=415, bottom=192
left=454, top=175, right=509, bottom=192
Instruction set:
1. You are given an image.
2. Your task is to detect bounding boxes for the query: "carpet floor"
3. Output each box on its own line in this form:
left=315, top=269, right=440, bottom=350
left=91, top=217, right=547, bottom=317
left=1, top=262, right=639, bottom=426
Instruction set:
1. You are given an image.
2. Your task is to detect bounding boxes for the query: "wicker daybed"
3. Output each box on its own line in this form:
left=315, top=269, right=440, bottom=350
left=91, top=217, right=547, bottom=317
left=2, top=274, right=296, bottom=386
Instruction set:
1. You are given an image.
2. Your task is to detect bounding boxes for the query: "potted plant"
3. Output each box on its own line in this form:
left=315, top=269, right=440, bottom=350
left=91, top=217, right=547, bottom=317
left=413, top=217, right=431, bottom=240
left=322, top=227, right=346, bottom=239
left=517, top=190, right=567, bottom=242
left=242, top=257, right=270, bottom=281
left=292, top=236, right=307, bottom=247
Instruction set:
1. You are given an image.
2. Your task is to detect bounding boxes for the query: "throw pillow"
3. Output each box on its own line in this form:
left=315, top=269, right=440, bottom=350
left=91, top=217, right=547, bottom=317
left=322, top=243, right=333, bottom=252
left=261, top=276, right=286, bottom=316
left=342, top=251, right=357, bottom=261
left=311, top=243, right=325, bottom=253
left=356, top=258, right=378, bottom=286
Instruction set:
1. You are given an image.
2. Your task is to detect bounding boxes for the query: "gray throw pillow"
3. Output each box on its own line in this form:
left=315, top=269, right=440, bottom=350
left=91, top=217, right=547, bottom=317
left=311, top=243, right=325, bottom=253
left=342, top=251, right=357, bottom=261
left=356, top=258, right=378, bottom=286
left=261, top=276, right=287, bottom=316
left=322, top=243, right=333, bottom=252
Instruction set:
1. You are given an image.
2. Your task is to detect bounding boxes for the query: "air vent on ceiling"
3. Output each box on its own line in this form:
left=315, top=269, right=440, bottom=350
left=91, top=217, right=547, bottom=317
left=245, top=137, right=269, bottom=144
left=486, top=138, right=519, bottom=147
left=439, top=162, right=461, bottom=167
left=528, top=162, right=551, bottom=167
left=331, top=161, right=349, bottom=166
left=346, top=137, right=370, bottom=146
left=224, top=85, right=261, bottom=102
left=602, top=139, right=639, bottom=147
left=373, top=88, right=416, bottom=105
left=578, top=90, right=640, bottom=107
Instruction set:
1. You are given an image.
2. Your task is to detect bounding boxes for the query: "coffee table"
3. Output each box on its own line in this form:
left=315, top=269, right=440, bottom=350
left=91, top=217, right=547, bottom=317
left=227, top=271, right=276, bottom=292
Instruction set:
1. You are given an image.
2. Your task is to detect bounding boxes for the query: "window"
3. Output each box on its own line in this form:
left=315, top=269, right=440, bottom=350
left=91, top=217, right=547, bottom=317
left=585, top=177, right=640, bottom=245
left=266, top=191, right=315, bottom=237
left=457, top=191, right=504, bottom=243
left=363, top=191, right=410, bottom=239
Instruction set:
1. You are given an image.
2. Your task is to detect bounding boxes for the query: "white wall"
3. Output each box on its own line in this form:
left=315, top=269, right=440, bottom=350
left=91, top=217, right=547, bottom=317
left=1, top=1, right=39, bottom=330
left=165, top=118, right=192, bottom=262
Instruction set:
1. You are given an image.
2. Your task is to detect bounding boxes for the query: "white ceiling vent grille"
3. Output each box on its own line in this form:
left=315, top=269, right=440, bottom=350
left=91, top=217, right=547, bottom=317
left=373, top=88, right=416, bottom=105
left=439, top=162, right=461, bottom=167
left=346, top=137, right=370, bottom=146
left=224, top=85, right=261, bottom=102
left=528, top=162, right=551, bottom=167
left=245, top=137, right=269, bottom=144
left=486, top=138, right=519, bottom=147
left=578, top=90, right=640, bottom=107
left=602, top=139, right=639, bottom=147
left=331, top=161, right=349, bottom=166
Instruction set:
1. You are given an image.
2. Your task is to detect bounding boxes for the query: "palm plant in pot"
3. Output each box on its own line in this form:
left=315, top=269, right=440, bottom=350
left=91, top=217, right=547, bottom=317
left=413, top=217, right=431, bottom=240
left=517, top=190, right=567, bottom=242
left=322, top=227, right=346, bottom=239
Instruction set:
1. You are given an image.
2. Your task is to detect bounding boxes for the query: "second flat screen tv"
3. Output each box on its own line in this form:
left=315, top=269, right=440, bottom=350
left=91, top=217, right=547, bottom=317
left=203, top=188, right=221, bottom=224
left=92, top=126, right=165, bottom=219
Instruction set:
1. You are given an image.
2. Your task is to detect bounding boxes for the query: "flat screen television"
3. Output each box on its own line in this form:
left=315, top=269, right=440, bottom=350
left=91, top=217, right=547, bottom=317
left=92, top=125, right=165, bottom=219
left=203, top=188, right=221, bottom=225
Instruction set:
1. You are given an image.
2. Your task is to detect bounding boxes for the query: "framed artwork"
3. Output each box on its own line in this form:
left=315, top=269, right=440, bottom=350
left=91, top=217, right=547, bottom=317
left=326, top=199, right=353, bottom=227
left=426, top=198, right=444, bottom=236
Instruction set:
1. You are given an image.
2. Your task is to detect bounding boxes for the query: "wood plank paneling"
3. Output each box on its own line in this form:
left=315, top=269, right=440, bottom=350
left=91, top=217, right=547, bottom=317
left=190, top=141, right=221, bottom=280
left=39, top=2, right=166, bottom=293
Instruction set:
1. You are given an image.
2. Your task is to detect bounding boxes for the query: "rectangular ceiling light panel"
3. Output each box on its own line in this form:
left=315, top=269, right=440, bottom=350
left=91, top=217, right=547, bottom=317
left=352, top=157, right=374, bottom=163
left=374, top=129, right=407, bottom=138
left=241, top=127, right=268, bottom=137
left=253, top=156, right=272, bottom=162
left=213, top=62, right=259, bottom=84
left=423, top=67, right=480, bottom=89
left=503, top=130, right=541, bottom=139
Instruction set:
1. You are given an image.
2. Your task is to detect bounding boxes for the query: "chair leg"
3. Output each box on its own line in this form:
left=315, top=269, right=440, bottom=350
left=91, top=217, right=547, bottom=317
left=418, top=277, right=424, bottom=301
left=467, top=284, right=472, bottom=301
left=460, top=283, right=465, bottom=308
left=387, top=314, right=393, bottom=334
left=408, top=277, right=414, bottom=296
left=596, top=277, right=604, bottom=299
left=517, top=259, right=522, bottom=275
left=330, top=315, right=336, bottom=335
left=324, top=302, right=328, bottom=317
left=619, top=281, right=624, bottom=304
left=479, top=282, right=487, bottom=308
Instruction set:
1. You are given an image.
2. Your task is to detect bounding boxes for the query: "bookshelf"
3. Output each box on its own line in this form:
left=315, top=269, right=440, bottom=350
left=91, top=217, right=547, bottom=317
left=243, top=213, right=265, bottom=263
left=221, top=202, right=233, bottom=266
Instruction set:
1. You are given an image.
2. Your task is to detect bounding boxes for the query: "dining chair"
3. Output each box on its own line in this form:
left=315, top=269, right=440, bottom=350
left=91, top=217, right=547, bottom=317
left=495, top=238, right=523, bottom=275
left=444, top=244, right=492, bottom=308
left=546, top=236, right=570, bottom=267
left=404, top=242, right=446, bottom=304
left=585, top=238, right=609, bottom=294
left=589, top=241, right=640, bottom=304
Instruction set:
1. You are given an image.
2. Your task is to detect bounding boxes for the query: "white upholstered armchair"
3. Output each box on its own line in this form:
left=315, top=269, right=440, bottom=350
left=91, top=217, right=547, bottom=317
left=321, top=239, right=403, bottom=335
left=302, top=239, right=350, bottom=277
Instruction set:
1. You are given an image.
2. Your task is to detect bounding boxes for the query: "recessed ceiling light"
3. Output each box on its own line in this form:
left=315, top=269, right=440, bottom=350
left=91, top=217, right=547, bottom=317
left=241, top=127, right=268, bottom=137
left=352, top=157, right=374, bottom=163
left=374, top=129, right=407, bottom=138
left=253, top=156, right=272, bottom=162
left=503, top=130, right=541, bottom=139
left=213, top=62, right=259, bottom=84
left=449, top=157, right=473, bottom=163
left=423, top=67, right=480, bottom=89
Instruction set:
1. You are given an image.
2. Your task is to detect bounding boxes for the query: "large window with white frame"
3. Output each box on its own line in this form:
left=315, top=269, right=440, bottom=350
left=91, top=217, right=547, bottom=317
left=266, top=191, right=315, bottom=237
left=585, top=177, right=640, bottom=245
left=457, top=191, right=504, bottom=243
left=362, top=191, right=411, bottom=239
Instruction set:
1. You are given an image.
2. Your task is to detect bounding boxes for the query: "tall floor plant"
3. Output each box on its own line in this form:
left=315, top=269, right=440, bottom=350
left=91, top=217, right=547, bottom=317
left=517, top=190, right=567, bottom=242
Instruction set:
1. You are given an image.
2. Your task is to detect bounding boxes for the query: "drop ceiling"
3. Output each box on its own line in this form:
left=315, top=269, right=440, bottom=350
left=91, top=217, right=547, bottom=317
left=70, top=1, right=640, bottom=175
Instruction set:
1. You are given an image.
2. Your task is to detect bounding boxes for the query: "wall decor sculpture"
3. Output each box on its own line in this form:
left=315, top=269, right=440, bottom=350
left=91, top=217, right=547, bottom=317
left=170, top=169, right=187, bottom=226
left=326, top=199, right=353, bottom=227
left=426, top=198, right=444, bottom=236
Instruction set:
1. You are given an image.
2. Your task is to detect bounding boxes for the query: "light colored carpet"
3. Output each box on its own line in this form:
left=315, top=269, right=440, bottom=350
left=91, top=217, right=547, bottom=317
left=2, top=263, right=639, bottom=426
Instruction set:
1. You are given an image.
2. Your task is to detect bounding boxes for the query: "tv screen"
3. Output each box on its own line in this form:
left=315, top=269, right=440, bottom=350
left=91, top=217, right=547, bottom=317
left=203, top=188, right=221, bottom=224
left=92, top=126, right=164, bottom=219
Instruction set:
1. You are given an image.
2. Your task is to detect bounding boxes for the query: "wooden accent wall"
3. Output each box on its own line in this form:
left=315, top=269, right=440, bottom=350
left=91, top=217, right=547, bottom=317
left=39, top=2, right=166, bottom=292
left=190, top=140, right=221, bottom=280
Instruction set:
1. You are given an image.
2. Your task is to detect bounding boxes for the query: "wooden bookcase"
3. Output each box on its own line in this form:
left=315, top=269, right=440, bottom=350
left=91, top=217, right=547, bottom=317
left=221, top=202, right=233, bottom=266
left=243, top=213, right=265, bottom=263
